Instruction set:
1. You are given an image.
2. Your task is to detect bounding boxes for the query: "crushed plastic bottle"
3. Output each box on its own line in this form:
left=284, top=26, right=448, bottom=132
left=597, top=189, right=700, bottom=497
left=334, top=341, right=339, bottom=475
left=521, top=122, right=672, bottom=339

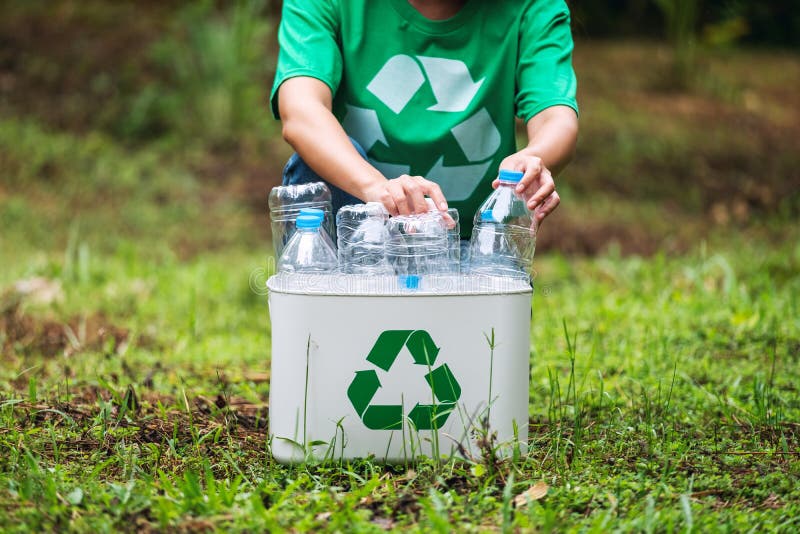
left=268, top=182, right=334, bottom=258
left=468, top=170, right=536, bottom=280
left=385, top=211, right=449, bottom=285
left=336, top=203, right=393, bottom=274
left=445, top=208, right=461, bottom=273
left=423, top=198, right=460, bottom=273
left=277, top=214, right=338, bottom=274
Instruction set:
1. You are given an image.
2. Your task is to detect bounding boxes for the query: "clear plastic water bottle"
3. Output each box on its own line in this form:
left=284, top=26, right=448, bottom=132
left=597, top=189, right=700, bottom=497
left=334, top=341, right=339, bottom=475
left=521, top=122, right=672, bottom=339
left=469, top=169, right=537, bottom=279
left=385, top=212, right=448, bottom=284
left=336, top=203, right=392, bottom=275
left=277, top=215, right=338, bottom=273
left=299, top=207, right=337, bottom=251
left=268, top=182, right=334, bottom=258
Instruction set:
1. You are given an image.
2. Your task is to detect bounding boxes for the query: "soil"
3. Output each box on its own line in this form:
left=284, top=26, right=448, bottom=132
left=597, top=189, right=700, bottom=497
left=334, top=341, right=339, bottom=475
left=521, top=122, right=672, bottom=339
left=0, top=298, right=152, bottom=360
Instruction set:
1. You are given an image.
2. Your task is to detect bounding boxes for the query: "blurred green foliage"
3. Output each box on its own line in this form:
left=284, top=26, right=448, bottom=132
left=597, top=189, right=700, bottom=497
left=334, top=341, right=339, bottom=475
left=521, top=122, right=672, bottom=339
left=0, top=0, right=797, bottom=255
left=653, top=0, right=698, bottom=88
left=570, top=0, right=800, bottom=48
left=122, top=0, right=274, bottom=146
left=0, top=117, right=255, bottom=258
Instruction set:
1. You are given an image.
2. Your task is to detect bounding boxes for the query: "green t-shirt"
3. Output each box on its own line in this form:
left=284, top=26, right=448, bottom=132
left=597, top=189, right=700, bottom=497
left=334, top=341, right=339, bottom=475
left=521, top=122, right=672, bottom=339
left=271, top=0, right=578, bottom=236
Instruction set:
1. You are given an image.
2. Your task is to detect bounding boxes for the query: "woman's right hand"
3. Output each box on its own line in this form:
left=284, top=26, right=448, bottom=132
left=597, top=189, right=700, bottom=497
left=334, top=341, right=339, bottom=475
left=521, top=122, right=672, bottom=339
left=362, top=175, right=448, bottom=216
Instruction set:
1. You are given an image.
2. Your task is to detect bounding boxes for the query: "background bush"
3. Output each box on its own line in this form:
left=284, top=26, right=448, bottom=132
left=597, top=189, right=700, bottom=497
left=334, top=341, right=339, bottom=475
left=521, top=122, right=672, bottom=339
left=570, top=0, right=800, bottom=47
left=122, top=0, right=274, bottom=146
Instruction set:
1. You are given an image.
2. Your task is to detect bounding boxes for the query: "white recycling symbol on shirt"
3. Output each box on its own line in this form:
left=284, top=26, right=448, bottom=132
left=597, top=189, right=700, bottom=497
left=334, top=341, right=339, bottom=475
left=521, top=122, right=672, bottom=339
left=342, top=54, right=501, bottom=202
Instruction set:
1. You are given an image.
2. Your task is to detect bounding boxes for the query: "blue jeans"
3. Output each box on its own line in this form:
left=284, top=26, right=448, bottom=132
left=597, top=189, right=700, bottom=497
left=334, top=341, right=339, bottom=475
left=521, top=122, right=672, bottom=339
left=281, top=138, right=364, bottom=213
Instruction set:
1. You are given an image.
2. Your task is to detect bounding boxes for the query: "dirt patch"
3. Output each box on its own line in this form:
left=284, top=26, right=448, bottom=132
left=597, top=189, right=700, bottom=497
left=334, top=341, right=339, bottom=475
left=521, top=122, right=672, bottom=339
left=535, top=209, right=662, bottom=256
left=571, top=42, right=800, bottom=228
left=171, top=147, right=286, bottom=258
left=190, top=149, right=284, bottom=221
left=0, top=301, right=140, bottom=360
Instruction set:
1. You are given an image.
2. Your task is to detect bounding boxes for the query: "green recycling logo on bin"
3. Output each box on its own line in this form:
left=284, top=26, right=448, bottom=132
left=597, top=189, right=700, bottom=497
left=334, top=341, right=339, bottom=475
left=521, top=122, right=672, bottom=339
left=347, top=330, right=462, bottom=430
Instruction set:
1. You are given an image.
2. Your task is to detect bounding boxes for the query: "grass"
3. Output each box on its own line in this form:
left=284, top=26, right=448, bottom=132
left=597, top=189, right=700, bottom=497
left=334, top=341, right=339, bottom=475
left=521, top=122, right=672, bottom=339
left=1, top=3, right=799, bottom=529
left=1, top=214, right=798, bottom=530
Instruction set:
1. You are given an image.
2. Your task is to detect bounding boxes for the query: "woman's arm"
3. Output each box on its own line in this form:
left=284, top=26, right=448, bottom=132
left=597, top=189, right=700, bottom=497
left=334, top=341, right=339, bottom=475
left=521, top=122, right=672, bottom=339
left=495, top=105, right=579, bottom=222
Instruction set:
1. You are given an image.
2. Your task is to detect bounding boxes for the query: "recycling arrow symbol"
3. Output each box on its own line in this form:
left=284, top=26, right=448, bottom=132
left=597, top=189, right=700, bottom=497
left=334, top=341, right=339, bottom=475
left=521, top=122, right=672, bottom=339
left=347, top=330, right=462, bottom=431
left=343, top=54, right=502, bottom=201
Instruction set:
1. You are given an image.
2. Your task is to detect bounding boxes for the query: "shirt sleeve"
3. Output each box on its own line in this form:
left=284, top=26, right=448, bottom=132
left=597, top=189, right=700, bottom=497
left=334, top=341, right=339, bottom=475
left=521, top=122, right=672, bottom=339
left=270, top=0, right=342, bottom=119
left=515, top=0, right=578, bottom=122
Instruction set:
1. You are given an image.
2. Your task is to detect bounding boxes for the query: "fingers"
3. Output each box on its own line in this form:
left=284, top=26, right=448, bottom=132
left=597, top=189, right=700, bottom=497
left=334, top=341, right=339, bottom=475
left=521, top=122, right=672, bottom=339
left=416, top=177, right=448, bottom=211
left=386, top=175, right=449, bottom=215
left=380, top=192, right=399, bottom=216
left=497, top=155, right=553, bottom=205
left=402, top=177, right=427, bottom=214
left=441, top=211, right=456, bottom=230
left=514, top=156, right=543, bottom=196
left=388, top=176, right=427, bottom=215
left=526, top=168, right=555, bottom=210
left=363, top=180, right=399, bottom=216
left=499, top=155, right=523, bottom=173
left=387, top=179, right=410, bottom=215
left=534, top=190, right=560, bottom=223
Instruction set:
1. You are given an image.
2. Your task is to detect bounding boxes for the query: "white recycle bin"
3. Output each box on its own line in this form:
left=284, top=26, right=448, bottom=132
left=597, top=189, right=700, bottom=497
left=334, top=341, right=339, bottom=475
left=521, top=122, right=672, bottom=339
left=267, top=273, right=532, bottom=463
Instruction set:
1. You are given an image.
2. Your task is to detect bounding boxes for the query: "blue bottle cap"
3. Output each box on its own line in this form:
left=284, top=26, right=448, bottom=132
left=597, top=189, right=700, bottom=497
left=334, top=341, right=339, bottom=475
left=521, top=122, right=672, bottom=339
left=295, top=214, right=321, bottom=229
left=480, top=209, right=495, bottom=222
left=498, top=169, right=524, bottom=183
left=399, top=275, right=420, bottom=289
left=299, top=207, right=325, bottom=221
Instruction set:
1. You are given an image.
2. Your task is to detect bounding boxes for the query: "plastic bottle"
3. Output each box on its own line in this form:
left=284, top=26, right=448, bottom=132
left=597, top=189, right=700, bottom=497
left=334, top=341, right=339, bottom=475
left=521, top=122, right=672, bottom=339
left=445, top=208, right=461, bottom=273
left=268, top=182, right=334, bottom=258
left=385, top=211, right=448, bottom=285
left=277, top=215, right=338, bottom=274
left=468, top=170, right=537, bottom=279
left=299, top=207, right=337, bottom=251
left=423, top=198, right=461, bottom=273
left=336, top=203, right=392, bottom=274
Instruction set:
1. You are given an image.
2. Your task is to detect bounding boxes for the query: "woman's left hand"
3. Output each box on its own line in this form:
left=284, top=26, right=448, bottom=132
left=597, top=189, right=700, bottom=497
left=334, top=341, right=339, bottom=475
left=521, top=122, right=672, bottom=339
left=494, top=152, right=560, bottom=223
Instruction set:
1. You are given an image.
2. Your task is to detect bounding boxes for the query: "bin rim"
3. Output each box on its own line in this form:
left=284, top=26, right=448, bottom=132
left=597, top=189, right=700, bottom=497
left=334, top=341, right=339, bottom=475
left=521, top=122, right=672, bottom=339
left=266, top=274, right=533, bottom=297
